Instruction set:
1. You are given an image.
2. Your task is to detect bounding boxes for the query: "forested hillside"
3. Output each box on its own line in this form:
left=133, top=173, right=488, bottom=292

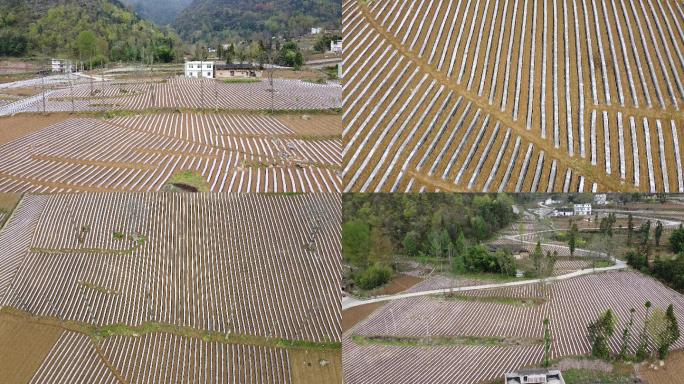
left=0, top=0, right=181, bottom=63
left=342, top=194, right=518, bottom=290
left=121, top=0, right=193, bottom=26
left=174, top=0, right=341, bottom=43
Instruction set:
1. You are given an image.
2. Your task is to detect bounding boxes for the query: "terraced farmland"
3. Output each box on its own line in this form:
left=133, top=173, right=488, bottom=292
left=342, top=0, right=684, bottom=193
left=0, top=193, right=342, bottom=383
left=0, top=78, right=341, bottom=116
left=344, top=270, right=684, bottom=384
left=0, top=113, right=341, bottom=193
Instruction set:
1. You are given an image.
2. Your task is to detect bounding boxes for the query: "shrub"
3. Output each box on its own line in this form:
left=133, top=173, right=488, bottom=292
left=357, top=264, right=392, bottom=290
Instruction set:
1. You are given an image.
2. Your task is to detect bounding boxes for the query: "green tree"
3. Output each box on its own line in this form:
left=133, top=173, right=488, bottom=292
left=369, top=227, right=394, bottom=266
left=77, top=30, right=97, bottom=67
left=627, top=214, right=634, bottom=243
left=342, top=220, right=371, bottom=269
left=224, top=43, right=236, bottom=63
left=670, top=225, right=684, bottom=253
left=313, top=33, right=342, bottom=52
left=618, top=308, right=636, bottom=360
left=636, top=301, right=653, bottom=361
left=532, top=240, right=543, bottom=277
left=402, top=231, right=420, bottom=257
left=588, top=309, right=617, bottom=360
left=569, top=223, right=579, bottom=258
left=655, top=221, right=664, bottom=247
left=665, top=304, right=681, bottom=358
left=470, top=215, right=489, bottom=243
left=543, top=318, right=552, bottom=367
left=545, top=251, right=557, bottom=277
left=641, top=221, right=652, bottom=246
left=357, top=263, right=392, bottom=290
left=278, top=41, right=303, bottom=69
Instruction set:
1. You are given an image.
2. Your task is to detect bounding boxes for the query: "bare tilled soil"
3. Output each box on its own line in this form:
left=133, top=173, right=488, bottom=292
left=0, top=112, right=341, bottom=193
left=0, top=193, right=342, bottom=383
left=641, top=350, right=684, bottom=384
left=342, top=302, right=387, bottom=333
left=0, top=113, right=73, bottom=145
left=0, top=311, right=64, bottom=384
left=343, top=0, right=684, bottom=193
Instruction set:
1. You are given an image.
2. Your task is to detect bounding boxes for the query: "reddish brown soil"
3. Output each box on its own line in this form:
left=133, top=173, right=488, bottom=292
left=277, top=114, right=342, bottom=137
left=0, top=311, right=64, bottom=384
left=641, top=350, right=684, bottom=384
left=0, top=87, right=43, bottom=97
left=0, top=113, right=73, bottom=145
left=374, top=273, right=423, bottom=295
left=342, top=302, right=386, bottom=333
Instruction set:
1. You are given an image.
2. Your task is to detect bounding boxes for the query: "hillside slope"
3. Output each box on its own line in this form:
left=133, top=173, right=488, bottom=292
left=0, top=0, right=180, bottom=62
left=121, top=0, right=193, bottom=26
left=174, top=0, right=341, bottom=43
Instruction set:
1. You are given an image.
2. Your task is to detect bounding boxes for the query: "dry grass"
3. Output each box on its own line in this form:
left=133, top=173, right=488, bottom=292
left=289, top=349, right=342, bottom=384
left=0, top=311, right=64, bottom=384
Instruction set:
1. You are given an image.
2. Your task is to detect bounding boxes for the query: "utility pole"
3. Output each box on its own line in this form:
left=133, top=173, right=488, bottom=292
left=41, top=69, right=46, bottom=113
left=68, top=69, right=75, bottom=113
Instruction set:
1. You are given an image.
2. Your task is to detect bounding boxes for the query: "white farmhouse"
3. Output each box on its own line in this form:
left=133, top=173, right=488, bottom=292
left=594, top=194, right=608, bottom=205
left=185, top=61, right=214, bottom=78
left=311, top=27, right=323, bottom=35
left=51, top=59, right=73, bottom=73
left=573, top=203, right=592, bottom=216
left=330, top=40, right=343, bottom=54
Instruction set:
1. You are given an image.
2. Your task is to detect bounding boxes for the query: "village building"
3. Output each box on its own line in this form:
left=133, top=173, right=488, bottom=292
left=51, top=59, right=73, bottom=73
left=593, top=194, right=608, bottom=205
left=214, top=64, right=263, bottom=79
left=330, top=40, right=343, bottom=54
left=573, top=203, right=593, bottom=216
left=311, top=27, right=323, bottom=34
left=552, top=208, right=574, bottom=217
left=184, top=61, right=214, bottom=78
left=505, top=369, right=565, bottom=384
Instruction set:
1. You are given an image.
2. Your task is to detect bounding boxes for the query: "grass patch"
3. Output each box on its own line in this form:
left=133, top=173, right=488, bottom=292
left=166, top=171, right=210, bottom=192
left=78, top=281, right=119, bottom=296
left=303, top=78, right=328, bottom=85
left=450, top=271, right=530, bottom=283
left=351, top=334, right=542, bottom=348
left=439, top=294, right=546, bottom=307
left=591, top=259, right=613, bottom=268
left=323, top=66, right=339, bottom=80
left=112, top=231, right=147, bottom=245
left=562, top=368, right=634, bottom=384
left=222, top=78, right=261, bottom=84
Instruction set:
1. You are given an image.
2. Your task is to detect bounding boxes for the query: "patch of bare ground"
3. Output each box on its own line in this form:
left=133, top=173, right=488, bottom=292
left=641, top=350, right=684, bottom=384
left=0, top=87, right=43, bottom=97
left=0, top=311, right=64, bottom=384
left=0, top=113, right=73, bottom=145
left=374, top=273, right=424, bottom=295
left=276, top=114, right=342, bottom=137
left=342, top=302, right=386, bottom=333
left=289, top=349, right=342, bottom=384
left=0, top=193, right=22, bottom=213
left=272, top=69, right=328, bottom=82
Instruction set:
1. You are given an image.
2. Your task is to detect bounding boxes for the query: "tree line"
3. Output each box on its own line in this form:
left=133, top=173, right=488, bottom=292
left=589, top=302, right=680, bottom=363
left=625, top=220, right=684, bottom=291
left=342, top=194, right=518, bottom=290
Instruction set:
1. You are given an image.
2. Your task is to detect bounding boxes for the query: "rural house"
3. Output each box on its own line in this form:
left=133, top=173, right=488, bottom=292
left=214, top=64, right=263, bottom=79
left=184, top=61, right=214, bottom=78
left=505, top=369, right=565, bottom=384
